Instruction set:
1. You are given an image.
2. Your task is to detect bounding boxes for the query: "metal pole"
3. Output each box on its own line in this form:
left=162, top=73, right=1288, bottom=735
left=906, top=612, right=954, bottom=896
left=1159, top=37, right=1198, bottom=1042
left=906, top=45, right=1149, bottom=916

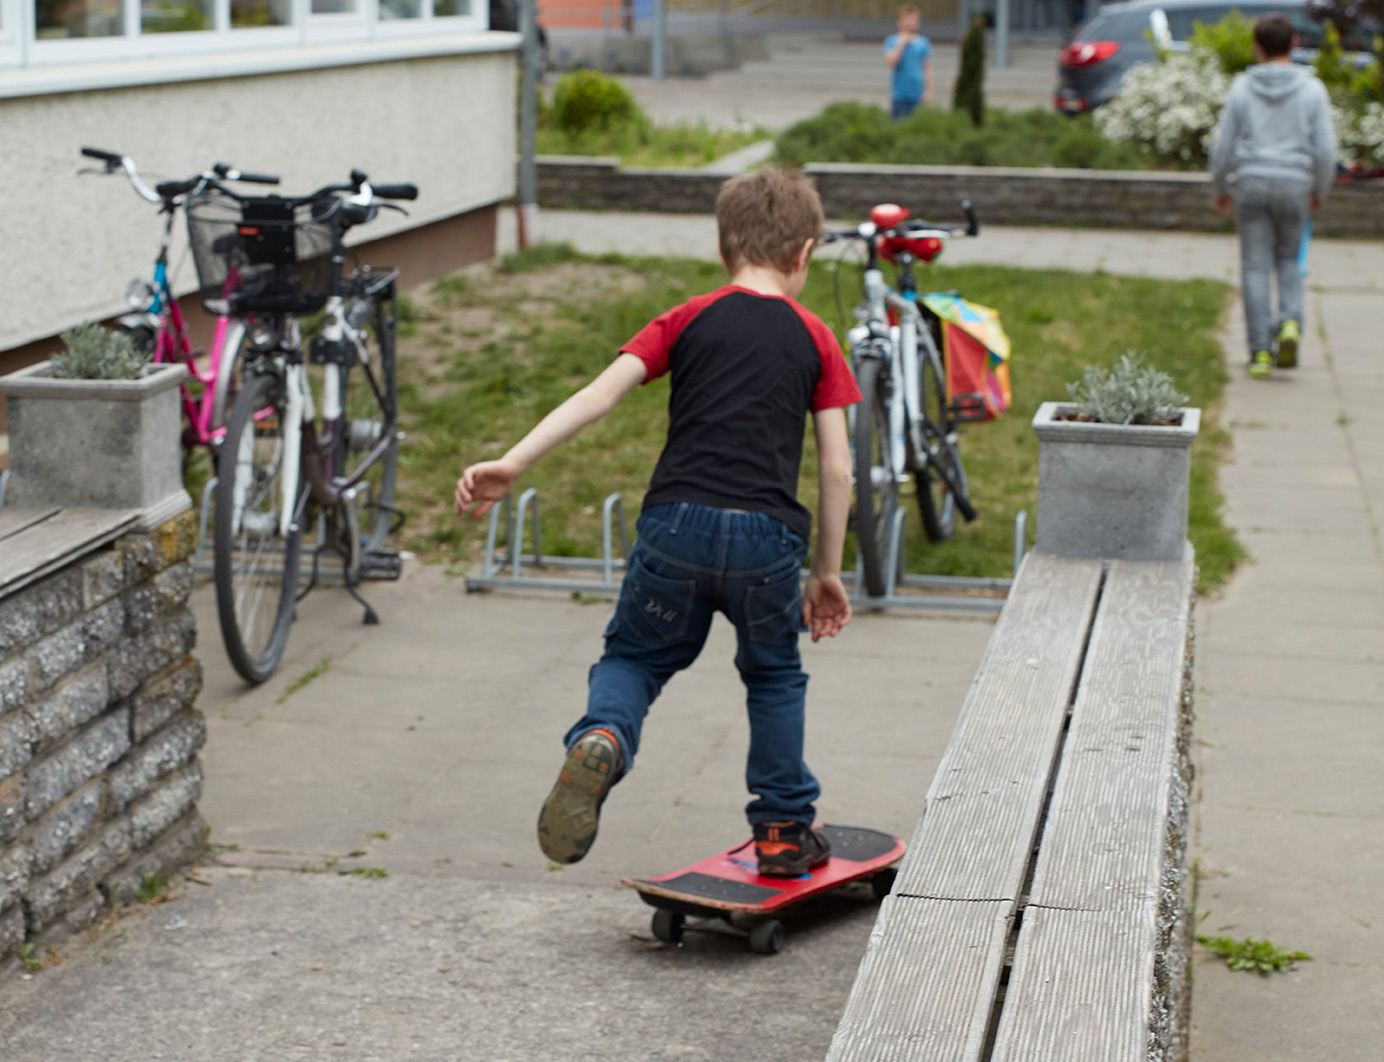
left=517, top=0, right=539, bottom=249
left=652, top=0, right=667, bottom=82
left=996, top=0, right=1010, bottom=68
left=956, top=0, right=969, bottom=44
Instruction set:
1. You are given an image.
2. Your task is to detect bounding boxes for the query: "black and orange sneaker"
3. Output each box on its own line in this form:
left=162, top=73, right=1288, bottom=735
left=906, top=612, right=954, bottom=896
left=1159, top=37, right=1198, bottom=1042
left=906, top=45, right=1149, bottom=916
left=753, top=821, right=832, bottom=878
left=537, top=728, right=622, bottom=865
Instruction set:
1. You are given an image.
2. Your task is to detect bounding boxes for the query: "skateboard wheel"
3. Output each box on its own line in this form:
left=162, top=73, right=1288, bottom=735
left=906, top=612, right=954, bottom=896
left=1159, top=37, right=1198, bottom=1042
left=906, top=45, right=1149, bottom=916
left=871, top=869, right=897, bottom=901
left=652, top=909, right=685, bottom=944
left=748, top=919, right=785, bottom=956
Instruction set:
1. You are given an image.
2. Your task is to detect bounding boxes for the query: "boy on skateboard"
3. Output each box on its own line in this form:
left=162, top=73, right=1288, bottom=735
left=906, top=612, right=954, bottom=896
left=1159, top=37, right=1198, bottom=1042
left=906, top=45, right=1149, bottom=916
left=1209, top=13, right=1337, bottom=379
left=454, top=168, right=861, bottom=877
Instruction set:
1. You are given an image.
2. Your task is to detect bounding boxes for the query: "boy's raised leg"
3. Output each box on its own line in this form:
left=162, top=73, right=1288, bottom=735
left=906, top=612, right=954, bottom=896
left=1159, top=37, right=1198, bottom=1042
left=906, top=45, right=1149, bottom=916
left=538, top=554, right=714, bottom=864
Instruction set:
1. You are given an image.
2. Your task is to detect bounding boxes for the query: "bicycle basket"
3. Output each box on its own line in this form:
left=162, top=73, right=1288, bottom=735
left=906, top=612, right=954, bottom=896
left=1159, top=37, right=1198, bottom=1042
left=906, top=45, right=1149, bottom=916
left=186, top=191, right=340, bottom=316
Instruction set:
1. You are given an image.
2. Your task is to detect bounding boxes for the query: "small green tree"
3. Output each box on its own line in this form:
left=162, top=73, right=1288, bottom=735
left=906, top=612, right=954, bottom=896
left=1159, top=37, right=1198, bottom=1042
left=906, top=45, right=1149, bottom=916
left=953, top=16, right=987, bottom=127
left=550, top=70, right=644, bottom=135
left=1188, top=11, right=1256, bottom=74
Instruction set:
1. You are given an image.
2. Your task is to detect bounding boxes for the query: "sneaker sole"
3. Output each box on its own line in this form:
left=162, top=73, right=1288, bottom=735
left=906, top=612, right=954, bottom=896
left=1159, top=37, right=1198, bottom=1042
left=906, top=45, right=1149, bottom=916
left=1248, top=364, right=1273, bottom=379
left=537, top=733, right=618, bottom=864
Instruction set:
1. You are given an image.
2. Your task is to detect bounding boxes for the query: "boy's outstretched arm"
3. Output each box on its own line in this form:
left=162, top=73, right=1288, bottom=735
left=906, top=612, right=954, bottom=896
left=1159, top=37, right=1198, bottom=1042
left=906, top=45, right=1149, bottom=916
left=454, top=353, right=648, bottom=518
left=804, top=406, right=853, bottom=642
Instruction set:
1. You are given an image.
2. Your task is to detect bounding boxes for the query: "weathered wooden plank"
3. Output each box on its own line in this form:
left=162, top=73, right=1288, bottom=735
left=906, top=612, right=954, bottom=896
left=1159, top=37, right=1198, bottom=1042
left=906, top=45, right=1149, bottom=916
left=0, top=506, right=60, bottom=543
left=1024, top=559, right=1195, bottom=912
left=990, top=906, right=1154, bottom=1062
left=827, top=897, right=1013, bottom=1062
left=0, top=508, right=140, bottom=598
left=894, top=552, right=1104, bottom=902
left=992, top=559, right=1195, bottom=1062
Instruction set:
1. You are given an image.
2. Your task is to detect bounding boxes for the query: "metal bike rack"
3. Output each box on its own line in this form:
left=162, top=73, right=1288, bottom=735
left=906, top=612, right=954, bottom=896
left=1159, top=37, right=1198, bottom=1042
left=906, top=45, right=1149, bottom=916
left=467, top=488, right=632, bottom=596
left=191, top=475, right=341, bottom=581
left=465, top=488, right=1028, bottom=614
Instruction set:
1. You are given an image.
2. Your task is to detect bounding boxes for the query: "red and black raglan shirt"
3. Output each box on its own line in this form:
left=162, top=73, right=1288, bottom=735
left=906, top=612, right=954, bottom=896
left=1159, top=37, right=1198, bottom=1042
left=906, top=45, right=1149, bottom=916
left=621, top=285, right=862, bottom=543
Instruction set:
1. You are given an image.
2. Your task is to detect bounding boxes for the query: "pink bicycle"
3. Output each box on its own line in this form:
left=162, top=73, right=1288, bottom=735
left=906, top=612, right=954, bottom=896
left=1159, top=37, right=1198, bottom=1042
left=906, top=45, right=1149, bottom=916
left=80, top=147, right=280, bottom=460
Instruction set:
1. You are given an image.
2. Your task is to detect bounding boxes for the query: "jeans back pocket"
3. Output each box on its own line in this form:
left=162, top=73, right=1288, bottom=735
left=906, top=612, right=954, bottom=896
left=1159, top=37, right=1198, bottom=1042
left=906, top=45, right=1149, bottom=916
left=743, top=561, right=807, bottom=644
left=619, top=553, right=697, bottom=645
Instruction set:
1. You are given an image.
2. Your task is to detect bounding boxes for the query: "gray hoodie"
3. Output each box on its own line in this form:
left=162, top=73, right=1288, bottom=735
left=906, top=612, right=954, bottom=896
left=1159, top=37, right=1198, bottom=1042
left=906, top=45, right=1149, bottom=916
left=1209, top=63, right=1338, bottom=199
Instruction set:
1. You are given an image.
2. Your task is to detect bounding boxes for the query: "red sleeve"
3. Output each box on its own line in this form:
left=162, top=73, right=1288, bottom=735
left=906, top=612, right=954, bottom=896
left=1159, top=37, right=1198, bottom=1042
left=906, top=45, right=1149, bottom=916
left=620, top=289, right=726, bottom=383
left=793, top=303, right=863, bottom=411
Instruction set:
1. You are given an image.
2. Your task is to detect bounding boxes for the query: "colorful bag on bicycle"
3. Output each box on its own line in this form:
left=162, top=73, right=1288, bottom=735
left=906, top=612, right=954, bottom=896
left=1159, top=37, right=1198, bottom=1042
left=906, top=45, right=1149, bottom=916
left=921, top=292, right=1012, bottom=423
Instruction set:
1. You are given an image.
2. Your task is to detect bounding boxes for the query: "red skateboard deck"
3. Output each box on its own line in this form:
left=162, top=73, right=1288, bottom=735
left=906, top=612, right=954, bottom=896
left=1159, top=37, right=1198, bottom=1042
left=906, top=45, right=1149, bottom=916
left=622, top=824, right=906, bottom=954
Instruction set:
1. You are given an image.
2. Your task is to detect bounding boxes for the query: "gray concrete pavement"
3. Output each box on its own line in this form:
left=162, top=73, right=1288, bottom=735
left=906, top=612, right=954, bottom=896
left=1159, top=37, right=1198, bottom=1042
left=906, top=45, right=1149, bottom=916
left=5, top=216, right=1382, bottom=1061
left=620, top=38, right=1060, bottom=130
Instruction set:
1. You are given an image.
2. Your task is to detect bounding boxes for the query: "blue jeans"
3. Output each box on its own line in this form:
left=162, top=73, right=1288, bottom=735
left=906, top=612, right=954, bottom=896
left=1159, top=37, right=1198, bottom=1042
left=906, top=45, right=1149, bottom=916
left=563, top=502, right=819, bottom=826
left=891, top=96, right=920, bottom=119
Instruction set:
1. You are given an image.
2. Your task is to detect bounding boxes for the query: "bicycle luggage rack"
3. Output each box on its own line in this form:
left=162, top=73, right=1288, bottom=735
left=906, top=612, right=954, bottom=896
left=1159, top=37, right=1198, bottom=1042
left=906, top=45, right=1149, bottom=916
left=465, top=488, right=1026, bottom=614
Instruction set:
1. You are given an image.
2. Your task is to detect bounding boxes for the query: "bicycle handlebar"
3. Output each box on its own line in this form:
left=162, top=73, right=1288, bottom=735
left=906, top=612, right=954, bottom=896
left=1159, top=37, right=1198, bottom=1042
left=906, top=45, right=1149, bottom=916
left=822, top=199, right=980, bottom=244
left=80, top=147, right=282, bottom=205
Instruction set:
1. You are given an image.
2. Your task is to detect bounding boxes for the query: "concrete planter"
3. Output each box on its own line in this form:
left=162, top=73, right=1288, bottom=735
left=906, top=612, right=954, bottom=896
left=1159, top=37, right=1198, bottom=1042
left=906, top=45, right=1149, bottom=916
left=1032, top=400, right=1201, bottom=562
left=0, top=361, right=191, bottom=530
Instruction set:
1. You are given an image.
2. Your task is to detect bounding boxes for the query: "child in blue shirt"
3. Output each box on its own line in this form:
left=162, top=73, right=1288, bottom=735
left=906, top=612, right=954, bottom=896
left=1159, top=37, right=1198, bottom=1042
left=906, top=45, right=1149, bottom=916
left=884, top=5, right=932, bottom=119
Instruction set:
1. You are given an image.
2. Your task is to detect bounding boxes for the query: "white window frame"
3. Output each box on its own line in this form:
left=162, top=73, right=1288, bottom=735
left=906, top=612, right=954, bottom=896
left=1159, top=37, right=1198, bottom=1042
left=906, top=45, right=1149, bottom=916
left=4, top=0, right=486, bottom=70
left=0, top=0, right=26, bottom=67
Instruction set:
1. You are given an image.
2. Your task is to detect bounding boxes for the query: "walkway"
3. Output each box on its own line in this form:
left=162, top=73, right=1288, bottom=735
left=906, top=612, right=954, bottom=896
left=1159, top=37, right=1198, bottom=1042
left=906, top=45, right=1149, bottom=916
left=621, top=38, right=1059, bottom=130
left=3, top=218, right=1380, bottom=1061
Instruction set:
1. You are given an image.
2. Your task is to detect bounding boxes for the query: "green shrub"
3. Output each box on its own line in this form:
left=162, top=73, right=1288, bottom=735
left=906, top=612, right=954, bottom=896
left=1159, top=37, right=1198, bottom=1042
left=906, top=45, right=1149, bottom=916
left=774, top=103, right=1146, bottom=170
left=50, top=323, right=148, bottom=380
left=1188, top=10, right=1256, bottom=74
left=954, top=16, right=987, bottom=127
left=550, top=70, right=644, bottom=135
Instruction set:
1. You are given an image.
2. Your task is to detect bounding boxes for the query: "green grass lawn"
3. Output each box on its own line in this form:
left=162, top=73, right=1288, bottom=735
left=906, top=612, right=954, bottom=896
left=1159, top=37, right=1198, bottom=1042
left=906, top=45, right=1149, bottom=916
left=395, top=245, right=1242, bottom=594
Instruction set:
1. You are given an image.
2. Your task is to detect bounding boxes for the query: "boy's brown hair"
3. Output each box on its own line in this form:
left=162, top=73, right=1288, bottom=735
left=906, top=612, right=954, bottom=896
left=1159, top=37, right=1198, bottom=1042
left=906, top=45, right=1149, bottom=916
left=716, top=167, right=825, bottom=274
left=897, top=4, right=920, bottom=17
left=1253, top=13, right=1295, bottom=58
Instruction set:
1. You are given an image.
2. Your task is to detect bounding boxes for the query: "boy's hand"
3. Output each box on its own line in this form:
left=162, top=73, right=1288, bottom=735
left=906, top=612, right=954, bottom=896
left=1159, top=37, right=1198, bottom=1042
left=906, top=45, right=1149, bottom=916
left=803, top=572, right=852, bottom=642
left=1213, top=194, right=1233, bottom=216
left=455, top=459, right=519, bottom=519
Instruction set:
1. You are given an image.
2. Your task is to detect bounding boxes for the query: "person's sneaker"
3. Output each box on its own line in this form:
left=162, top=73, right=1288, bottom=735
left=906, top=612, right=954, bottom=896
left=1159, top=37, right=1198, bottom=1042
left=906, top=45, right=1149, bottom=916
left=1248, top=350, right=1274, bottom=379
left=537, top=728, right=621, bottom=865
left=753, top=821, right=832, bottom=878
left=1276, top=320, right=1300, bottom=368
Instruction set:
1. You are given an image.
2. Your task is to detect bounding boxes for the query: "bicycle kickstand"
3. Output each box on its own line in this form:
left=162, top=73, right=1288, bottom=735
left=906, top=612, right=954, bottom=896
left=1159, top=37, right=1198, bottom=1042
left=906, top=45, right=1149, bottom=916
left=344, top=571, right=379, bottom=626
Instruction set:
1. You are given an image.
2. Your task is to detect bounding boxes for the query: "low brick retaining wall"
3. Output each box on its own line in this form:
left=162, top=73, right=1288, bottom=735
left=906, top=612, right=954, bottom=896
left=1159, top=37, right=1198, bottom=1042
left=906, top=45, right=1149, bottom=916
left=1, top=511, right=205, bottom=962
left=536, top=156, right=1384, bottom=237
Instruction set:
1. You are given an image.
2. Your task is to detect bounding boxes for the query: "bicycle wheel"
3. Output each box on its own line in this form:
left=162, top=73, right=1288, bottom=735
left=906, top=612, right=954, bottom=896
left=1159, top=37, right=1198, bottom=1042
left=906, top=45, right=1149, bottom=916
left=214, top=369, right=302, bottom=684
left=854, top=357, right=898, bottom=599
left=914, top=340, right=969, bottom=543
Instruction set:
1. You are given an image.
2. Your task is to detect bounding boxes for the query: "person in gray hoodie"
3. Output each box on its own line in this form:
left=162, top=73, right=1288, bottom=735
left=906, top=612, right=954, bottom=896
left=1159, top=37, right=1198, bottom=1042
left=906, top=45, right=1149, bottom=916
left=1209, top=13, right=1337, bottom=379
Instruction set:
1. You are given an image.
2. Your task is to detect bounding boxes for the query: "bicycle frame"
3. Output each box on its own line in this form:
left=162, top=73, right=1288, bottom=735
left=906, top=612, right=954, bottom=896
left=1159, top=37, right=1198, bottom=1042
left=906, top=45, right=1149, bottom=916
left=129, top=206, right=245, bottom=450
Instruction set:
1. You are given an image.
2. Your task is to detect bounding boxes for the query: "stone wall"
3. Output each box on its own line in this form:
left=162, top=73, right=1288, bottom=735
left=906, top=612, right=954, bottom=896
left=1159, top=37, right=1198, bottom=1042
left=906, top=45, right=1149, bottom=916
left=535, top=157, right=1384, bottom=238
left=0, top=511, right=205, bottom=963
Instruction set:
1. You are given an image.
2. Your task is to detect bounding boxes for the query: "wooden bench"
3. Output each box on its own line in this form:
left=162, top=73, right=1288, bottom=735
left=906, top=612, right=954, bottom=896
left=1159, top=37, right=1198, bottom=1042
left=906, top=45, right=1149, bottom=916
left=828, top=552, right=1196, bottom=1062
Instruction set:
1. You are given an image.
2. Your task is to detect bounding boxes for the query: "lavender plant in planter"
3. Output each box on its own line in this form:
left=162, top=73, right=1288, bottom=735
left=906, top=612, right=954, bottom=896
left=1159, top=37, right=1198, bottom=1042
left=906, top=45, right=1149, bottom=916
left=1032, top=353, right=1200, bottom=562
left=0, top=324, right=190, bottom=530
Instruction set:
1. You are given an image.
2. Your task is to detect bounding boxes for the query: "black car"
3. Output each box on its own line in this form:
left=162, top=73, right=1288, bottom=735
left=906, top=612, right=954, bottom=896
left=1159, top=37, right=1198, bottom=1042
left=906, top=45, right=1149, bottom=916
left=1054, top=0, right=1369, bottom=114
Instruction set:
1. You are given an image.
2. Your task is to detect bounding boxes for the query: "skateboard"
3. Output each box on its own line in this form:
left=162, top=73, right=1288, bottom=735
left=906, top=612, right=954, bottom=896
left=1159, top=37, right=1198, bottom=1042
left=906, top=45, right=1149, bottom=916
left=622, top=824, right=906, bottom=955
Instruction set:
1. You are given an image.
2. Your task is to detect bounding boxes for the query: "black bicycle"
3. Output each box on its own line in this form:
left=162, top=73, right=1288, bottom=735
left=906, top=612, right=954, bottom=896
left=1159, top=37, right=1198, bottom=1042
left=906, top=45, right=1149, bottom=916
left=190, top=169, right=418, bottom=683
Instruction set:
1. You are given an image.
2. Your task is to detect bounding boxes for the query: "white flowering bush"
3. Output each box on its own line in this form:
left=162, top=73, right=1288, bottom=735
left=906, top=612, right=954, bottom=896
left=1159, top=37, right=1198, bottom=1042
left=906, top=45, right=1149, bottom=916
left=1333, top=101, right=1384, bottom=165
left=1094, top=51, right=1231, bottom=166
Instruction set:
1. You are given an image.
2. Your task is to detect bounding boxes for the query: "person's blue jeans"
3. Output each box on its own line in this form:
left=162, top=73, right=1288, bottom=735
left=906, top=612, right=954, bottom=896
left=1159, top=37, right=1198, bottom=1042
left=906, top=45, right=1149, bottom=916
left=891, top=96, right=920, bottom=120
left=563, top=502, right=819, bottom=827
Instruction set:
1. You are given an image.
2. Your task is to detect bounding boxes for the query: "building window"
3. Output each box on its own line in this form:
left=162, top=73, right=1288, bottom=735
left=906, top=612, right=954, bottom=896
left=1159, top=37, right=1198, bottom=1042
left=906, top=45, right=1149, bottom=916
left=378, top=0, right=420, bottom=19
left=434, top=0, right=468, bottom=15
left=36, top=0, right=123, bottom=38
left=310, top=0, right=356, bottom=12
left=141, top=0, right=212, bottom=33
left=230, top=0, right=291, bottom=27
